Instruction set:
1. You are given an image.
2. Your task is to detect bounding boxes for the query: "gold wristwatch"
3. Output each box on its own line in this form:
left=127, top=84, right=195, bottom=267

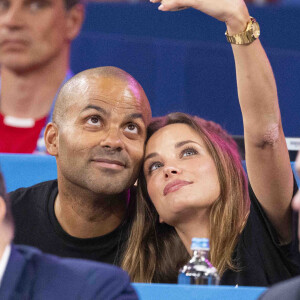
left=225, top=17, right=260, bottom=45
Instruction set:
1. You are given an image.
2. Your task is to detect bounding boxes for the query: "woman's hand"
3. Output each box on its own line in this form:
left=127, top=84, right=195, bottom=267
left=150, top=0, right=250, bottom=34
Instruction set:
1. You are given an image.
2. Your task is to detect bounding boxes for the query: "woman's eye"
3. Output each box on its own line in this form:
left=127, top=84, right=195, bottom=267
left=149, top=162, right=163, bottom=173
left=182, top=148, right=198, bottom=157
left=87, top=116, right=101, bottom=126
left=124, top=123, right=138, bottom=134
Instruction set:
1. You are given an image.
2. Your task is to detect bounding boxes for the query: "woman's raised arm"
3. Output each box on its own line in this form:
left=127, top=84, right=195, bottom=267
left=152, top=0, right=294, bottom=241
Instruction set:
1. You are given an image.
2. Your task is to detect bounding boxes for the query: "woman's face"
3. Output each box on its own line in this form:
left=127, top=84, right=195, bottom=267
left=144, top=123, right=220, bottom=225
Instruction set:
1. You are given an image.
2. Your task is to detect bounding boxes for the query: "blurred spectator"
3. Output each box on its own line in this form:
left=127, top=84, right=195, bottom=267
left=0, top=0, right=84, bottom=153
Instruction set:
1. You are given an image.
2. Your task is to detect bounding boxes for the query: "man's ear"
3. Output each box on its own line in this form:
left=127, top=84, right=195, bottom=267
left=66, top=4, right=85, bottom=41
left=0, top=196, right=7, bottom=224
left=44, top=123, right=59, bottom=156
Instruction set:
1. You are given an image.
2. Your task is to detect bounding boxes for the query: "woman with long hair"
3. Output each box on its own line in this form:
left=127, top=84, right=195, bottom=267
left=121, top=0, right=300, bottom=286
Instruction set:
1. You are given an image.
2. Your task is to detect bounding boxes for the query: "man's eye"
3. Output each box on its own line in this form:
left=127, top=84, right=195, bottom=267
left=0, top=0, right=10, bottom=11
left=182, top=147, right=198, bottom=157
left=87, top=116, right=101, bottom=126
left=124, top=123, right=138, bottom=134
left=28, top=0, right=49, bottom=11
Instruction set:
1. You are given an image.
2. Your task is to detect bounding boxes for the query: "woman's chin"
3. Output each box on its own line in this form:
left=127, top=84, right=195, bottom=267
left=162, top=204, right=197, bottom=226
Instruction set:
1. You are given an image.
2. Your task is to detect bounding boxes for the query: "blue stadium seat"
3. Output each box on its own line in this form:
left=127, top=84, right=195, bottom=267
left=0, top=154, right=57, bottom=192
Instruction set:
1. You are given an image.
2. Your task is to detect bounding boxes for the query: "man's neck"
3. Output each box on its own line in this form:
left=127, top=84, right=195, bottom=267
left=0, top=242, right=8, bottom=262
left=0, top=50, right=70, bottom=119
left=54, top=186, right=128, bottom=239
left=0, top=243, right=11, bottom=287
left=0, top=227, right=12, bottom=286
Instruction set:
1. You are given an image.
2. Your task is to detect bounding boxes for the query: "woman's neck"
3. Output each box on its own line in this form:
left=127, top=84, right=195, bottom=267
left=174, top=208, right=210, bottom=255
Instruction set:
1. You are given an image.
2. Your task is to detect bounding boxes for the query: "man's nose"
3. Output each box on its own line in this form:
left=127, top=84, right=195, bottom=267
left=100, top=128, right=124, bottom=151
left=163, top=165, right=181, bottom=178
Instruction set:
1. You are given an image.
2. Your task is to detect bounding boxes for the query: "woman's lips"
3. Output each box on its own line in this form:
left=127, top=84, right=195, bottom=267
left=163, top=180, right=192, bottom=196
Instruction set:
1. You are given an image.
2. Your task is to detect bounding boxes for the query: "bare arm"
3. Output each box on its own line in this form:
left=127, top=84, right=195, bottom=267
left=232, top=34, right=293, bottom=243
left=152, top=0, right=294, bottom=241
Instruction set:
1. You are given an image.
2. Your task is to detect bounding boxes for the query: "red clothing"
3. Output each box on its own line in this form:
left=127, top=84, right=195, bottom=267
left=0, top=113, right=47, bottom=153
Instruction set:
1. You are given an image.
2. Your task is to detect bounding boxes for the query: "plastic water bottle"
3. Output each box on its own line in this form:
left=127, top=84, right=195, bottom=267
left=178, top=238, right=220, bottom=285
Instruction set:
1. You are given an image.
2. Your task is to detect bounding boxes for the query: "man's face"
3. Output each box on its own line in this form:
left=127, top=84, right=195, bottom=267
left=0, top=0, right=75, bottom=71
left=55, top=75, right=150, bottom=196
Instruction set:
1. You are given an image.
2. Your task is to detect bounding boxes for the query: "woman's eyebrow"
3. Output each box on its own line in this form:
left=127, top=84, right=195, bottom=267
left=144, top=140, right=201, bottom=162
left=175, top=140, right=200, bottom=148
left=144, top=152, right=158, bottom=163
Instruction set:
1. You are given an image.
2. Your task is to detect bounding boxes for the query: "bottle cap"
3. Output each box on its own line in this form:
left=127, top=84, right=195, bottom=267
left=191, top=238, right=210, bottom=250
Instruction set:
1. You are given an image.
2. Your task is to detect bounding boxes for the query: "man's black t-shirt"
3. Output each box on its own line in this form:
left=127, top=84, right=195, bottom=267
left=221, top=181, right=300, bottom=286
left=9, top=180, right=132, bottom=266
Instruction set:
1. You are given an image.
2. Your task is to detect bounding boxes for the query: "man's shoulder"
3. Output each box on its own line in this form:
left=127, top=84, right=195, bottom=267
left=259, top=276, right=300, bottom=300
left=9, top=180, right=58, bottom=203
left=13, top=245, right=137, bottom=299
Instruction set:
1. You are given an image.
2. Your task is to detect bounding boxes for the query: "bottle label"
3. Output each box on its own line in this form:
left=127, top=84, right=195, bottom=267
left=178, top=273, right=191, bottom=285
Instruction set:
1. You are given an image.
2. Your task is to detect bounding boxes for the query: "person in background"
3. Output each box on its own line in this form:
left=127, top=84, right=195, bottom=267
left=121, top=0, right=300, bottom=286
left=9, top=66, right=152, bottom=266
left=259, top=153, right=300, bottom=299
left=0, top=0, right=84, bottom=153
left=0, top=170, right=138, bottom=300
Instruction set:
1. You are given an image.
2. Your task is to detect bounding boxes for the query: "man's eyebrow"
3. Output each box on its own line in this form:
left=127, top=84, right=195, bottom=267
left=80, top=105, right=107, bottom=115
left=126, top=113, right=144, bottom=121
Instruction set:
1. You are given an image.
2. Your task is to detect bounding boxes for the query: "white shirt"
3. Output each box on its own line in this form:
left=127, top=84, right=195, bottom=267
left=0, top=245, right=11, bottom=287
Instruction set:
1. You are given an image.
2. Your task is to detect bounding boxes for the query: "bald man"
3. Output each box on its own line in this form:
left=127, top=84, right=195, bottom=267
left=9, top=67, right=152, bottom=265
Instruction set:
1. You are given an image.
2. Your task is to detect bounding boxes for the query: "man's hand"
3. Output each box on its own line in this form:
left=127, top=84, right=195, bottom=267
left=150, top=0, right=250, bottom=34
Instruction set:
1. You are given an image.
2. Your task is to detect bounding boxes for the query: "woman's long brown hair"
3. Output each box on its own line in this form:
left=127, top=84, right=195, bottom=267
left=121, top=112, right=250, bottom=283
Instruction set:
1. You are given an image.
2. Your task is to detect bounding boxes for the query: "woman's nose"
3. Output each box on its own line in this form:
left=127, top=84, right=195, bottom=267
left=163, top=166, right=181, bottom=178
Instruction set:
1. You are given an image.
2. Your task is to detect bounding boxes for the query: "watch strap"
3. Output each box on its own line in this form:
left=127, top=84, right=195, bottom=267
left=225, top=17, right=259, bottom=45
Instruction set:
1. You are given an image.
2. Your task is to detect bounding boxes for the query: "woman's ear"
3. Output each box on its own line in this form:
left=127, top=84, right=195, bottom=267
left=44, top=123, right=59, bottom=156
